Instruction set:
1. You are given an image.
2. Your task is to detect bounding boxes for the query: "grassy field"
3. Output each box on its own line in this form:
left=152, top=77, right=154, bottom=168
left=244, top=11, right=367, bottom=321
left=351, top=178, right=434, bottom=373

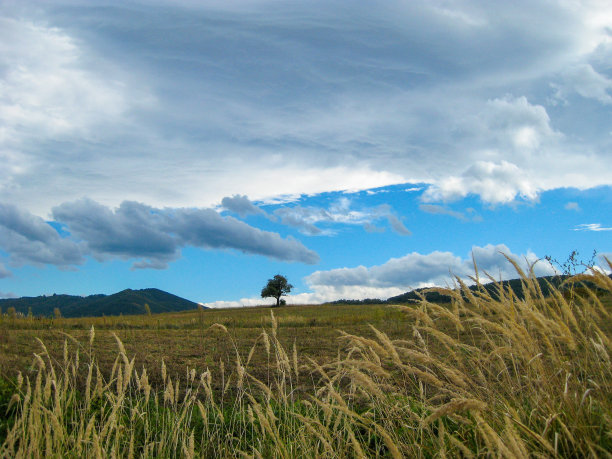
left=0, top=303, right=409, bottom=389
left=1, top=264, right=611, bottom=457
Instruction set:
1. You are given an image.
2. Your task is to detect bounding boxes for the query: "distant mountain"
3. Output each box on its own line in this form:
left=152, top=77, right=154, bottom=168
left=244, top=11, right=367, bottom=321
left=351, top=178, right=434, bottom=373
left=387, top=274, right=611, bottom=304
left=0, top=288, right=202, bottom=318
left=326, top=274, right=611, bottom=306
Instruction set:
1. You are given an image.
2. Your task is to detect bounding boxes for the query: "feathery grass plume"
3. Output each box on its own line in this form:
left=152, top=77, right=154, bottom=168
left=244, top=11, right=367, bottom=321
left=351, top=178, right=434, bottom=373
left=339, top=359, right=391, bottom=379
left=412, top=326, right=429, bottom=354
left=347, top=427, right=367, bottom=459
left=423, top=398, right=486, bottom=425
left=337, top=331, right=389, bottom=358
left=116, top=364, right=123, bottom=396
left=396, top=304, right=435, bottom=327
left=33, top=353, right=46, bottom=371
left=417, top=325, right=462, bottom=362
left=270, top=310, right=278, bottom=338
left=369, top=325, right=402, bottom=365
left=63, top=339, right=68, bottom=365
left=112, top=332, right=127, bottom=356
left=164, top=377, right=174, bottom=405
left=421, top=291, right=465, bottom=330
left=246, top=373, right=275, bottom=401
left=347, top=367, right=385, bottom=399
left=261, top=329, right=271, bottom=356
left=447, top=433, right=476, bottom=458
left=293, top=413, right=334, bottom=455
left=292, top=339, right=299, bottom=379
left=246, top=342, right=257, bottom=366
left=399, top=362, right=445, bottom=388
left=236, top=358, right=245, bottom=391
left=209, top=323, right=229, bottom=334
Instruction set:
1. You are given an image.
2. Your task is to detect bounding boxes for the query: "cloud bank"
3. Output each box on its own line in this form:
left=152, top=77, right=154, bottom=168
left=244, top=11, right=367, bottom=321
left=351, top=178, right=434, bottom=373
left=52, top=199, right=319, bottom=268
left=1, top=2, right=611, bottom=215
left=303, top=244, right=555, bottom=303
left=0, top=202, right=85, bottom=269
left=0, top=200, right=319, bottom=272
left=203, top=244, right=556, bottom=307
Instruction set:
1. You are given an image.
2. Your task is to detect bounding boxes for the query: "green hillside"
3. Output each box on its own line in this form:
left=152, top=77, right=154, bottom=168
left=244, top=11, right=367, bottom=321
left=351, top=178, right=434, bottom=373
left=0, top=288, right=200, bottom=318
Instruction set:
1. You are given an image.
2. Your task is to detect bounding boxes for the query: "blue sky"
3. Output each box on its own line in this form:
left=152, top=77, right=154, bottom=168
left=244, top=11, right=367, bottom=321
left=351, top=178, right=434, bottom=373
left=0, top=0, right=610, bottom=306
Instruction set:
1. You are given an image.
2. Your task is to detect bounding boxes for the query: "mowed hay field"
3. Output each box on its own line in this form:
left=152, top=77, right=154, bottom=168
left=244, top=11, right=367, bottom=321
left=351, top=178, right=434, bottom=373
left=0, top=303, right=409, bottom=389
left=1, top=265, right=612, bottom=457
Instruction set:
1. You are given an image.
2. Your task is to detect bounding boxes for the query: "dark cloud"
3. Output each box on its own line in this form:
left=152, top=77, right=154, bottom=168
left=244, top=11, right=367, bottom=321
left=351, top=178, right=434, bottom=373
left=52, top=199, right=319, bottom=267
left=419, top=204, right=468, bottom=221
left=363, top=223, right=385, bottom=233
left=130, top=259, right=171, bottom=270
left=0, top=263, right=11, bottom=279
left=386, top=215, right=411, bottom=236
left=0, top=291, right=17, bottom=299
left=0, top=202, right=85, bottom=268
left=163, top=206, right=320, bottom=264
left=53, top=200, right=178, bottom=264
left=221, top=195, right=265, bottom=218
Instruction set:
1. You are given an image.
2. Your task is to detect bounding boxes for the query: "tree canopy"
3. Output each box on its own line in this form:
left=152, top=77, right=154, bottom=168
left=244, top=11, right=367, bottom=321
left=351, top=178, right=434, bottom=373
left=261, top=274, right=293, bottom=307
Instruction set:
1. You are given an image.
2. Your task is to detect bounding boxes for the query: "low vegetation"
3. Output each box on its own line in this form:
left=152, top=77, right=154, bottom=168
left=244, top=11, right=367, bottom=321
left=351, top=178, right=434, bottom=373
left=1, top=259, right=611, bottom=457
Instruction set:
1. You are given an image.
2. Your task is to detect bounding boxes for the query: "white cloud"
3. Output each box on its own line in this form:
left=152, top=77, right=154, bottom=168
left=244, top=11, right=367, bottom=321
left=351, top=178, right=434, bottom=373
left=422, top=160, right=539, bottom=204
left=365, top=189, right=390, bottom=195
left=553, top=64, right=612, bottom=105
left=272, top=198, right=410, bottom=236
left=303, top=244, right=555, bottom=302
left=0, top=17, right=133, bottom=139
left=485, top=96, right=557, bottom=151
left=573, top=223, right=612, bottom=232
left=1, top=2, right=612, bottom=216
left=201, top=298, right=266, bottom=309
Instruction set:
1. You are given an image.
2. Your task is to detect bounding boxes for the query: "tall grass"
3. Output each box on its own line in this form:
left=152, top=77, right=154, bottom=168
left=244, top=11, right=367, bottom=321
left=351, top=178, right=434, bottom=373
left=1, top=261, right=611, bottom=457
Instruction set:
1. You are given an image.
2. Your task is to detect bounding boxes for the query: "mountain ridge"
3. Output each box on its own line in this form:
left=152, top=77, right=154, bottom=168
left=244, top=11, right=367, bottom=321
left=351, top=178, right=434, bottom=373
left=328, top=273, right=612, bottom=305
left=0, top=288, right=201, bottom=318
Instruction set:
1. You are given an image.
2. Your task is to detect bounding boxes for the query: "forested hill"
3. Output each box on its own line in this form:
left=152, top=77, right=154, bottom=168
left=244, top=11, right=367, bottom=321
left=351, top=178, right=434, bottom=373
left=328, top=274, right=612, bottom=305
left=0, top=288, right=201, bottom=318
left=387, top=274, right=611, bottom=304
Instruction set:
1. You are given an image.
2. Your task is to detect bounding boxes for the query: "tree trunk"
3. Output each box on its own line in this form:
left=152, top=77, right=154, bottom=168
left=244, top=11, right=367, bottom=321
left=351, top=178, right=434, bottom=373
left=275, top=296, right=280, bottom=307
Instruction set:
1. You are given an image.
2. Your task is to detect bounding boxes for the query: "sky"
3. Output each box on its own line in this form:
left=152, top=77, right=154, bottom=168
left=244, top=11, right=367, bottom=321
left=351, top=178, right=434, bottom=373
left=0, top=0, right=611, bottom=307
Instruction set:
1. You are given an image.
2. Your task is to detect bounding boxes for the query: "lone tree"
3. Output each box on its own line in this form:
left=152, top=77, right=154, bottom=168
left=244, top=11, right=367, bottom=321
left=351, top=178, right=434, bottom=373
left=261, top=274, right=293, bottom=307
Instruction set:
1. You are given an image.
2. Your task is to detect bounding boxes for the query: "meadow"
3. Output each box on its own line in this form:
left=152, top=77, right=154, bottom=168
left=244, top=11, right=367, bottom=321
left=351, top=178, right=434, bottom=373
left=0, top=260, right=611, bottom=457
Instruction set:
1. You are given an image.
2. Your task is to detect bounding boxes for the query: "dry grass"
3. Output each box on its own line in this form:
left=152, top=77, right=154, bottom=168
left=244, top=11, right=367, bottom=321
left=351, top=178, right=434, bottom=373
left=1, top=261, right=611, bottom=457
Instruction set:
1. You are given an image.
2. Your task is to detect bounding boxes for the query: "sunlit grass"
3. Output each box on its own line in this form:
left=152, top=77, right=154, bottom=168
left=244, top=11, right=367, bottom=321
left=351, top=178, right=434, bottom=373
left=1, top=260, right=611, bottom=457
